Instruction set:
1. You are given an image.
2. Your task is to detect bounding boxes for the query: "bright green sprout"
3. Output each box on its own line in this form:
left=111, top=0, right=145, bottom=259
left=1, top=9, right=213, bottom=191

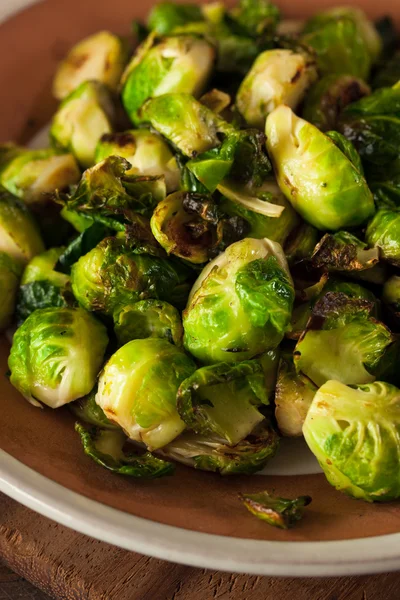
left=8, top=307, right=108, bottom=408
left=95, top=338, right=196, bottom=450
left=303, top=380, right=400, bottom=501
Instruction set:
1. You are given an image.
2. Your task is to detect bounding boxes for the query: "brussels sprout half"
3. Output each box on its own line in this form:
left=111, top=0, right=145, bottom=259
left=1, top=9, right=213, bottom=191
left=76, top=423, right=174, bottom=478
left=301, top=14, right=373, bottom=79
left=53, top=31, right=128, bottom=100
left=183, top=237, right=294, bottom=364
left=177, top=360, right=269, bottom=445
left=138, top=93, right=233, bottom=157
left=151, top=191, right=222, bottom=263
left=366, top=208, right=400, bottom=267
left=71, top=235, right=191, bottom=316
left=240, top=491, right=312, bottom=528
left=95, top=130, right=180, bottom=192
left=302, top=75, right=370, bottom=132
left=294, top=292, right=393, bottom=387
left=113, top=299, right=183, bottom=347
left=0, top=147, right=80, bottom=205
left=266, top=106, right=375, bottom=231
left=50, top=81, right=114, bottom=168
left=236, top=49, right=317, bottom=129
left=8, top=307, right=108, bottom=408
left=0, top=252, right=22, bottom=331
left=0, top=190, right=44, bottom=264
left=95, top=338, right=196, bottom=450
left=160, top=420, right=279, bottom=475
left=16, top=247, right=73, bottom=324
left=303, top=380, right=400, bottom=501
left=122, top=35, right=215, bottom=124
left=275, top=355, right=317, bottom=437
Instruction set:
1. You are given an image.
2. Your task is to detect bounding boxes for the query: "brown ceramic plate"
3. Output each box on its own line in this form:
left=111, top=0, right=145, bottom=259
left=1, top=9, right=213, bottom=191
left=2, top=0, right=400, bottom=577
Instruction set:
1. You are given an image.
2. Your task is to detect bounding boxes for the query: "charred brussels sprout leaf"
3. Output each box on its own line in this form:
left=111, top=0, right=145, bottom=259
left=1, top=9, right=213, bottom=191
left=96, top=338, right=196, bottom=450
left=240, top=491, right=312, bottom=528
left=183, top=238, right=294, bottom=364
left=0, top=190, right=44, bottom=264
left=310, top=231, right=379, bottom=273
left=302, top=75, right=370, bottom=132
left=53, top=31, right=128, bottom=100
left=0, top=252, right=22, bottom=331
left=0, top=146, right=80, bottom=205
left=113, top=299, right=183, bottom=347
left=275, top=356, right=317, bottom=437
left=139, top=93, right=234, bottom=158
left=294, top=292, right=393, bottom=387
left=236, top=49, right=317, bottom=129
left=121, top=35, right=215, bottom=124
left=95, top=130, right=180, bottom=192
left=56, top=223, right=110, bottom=275
left=151, top=191, right=222, bottom=263
left=70, top=387, right=118, bottom=429
left=75, top=423, right=174, bottom=478
left=8, top=307, right=108, bottom=408
left=266, top=106, right=375, bottom=231
left=366, top=208, right=400, bottom=267
left=71, top=235, right=192, bottom=316
left=177, top=360, right=269, bottom=445
left=161, top=421, right=279, bottom=475
left=50, top=81, right=115, bottom=168
left=147, top=2, right=203, bottom=35
left=303, top=380, right=400, bottom=501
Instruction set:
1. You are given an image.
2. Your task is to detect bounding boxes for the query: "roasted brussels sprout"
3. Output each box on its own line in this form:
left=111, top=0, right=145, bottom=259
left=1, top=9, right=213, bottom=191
left=275, top=355, right=317, bottom=437
left=121, top=34, right=215, bottom=124
left=366, top=208, right=400, bottom=267
left=113, top=299, right=183, bottom=347
left=302, top=75, right=370, bottom=132
left=95, top=338, right=196, bottom=449
left=294, top=292, right=393, bottom=387
left=303, top=380, right=400, bottom=501
left=71, top=237, right=190, bottom=316
left=236, top=49, right=317, bottom=129
left=160, top=420, right=279, bottom=474
left=301, top=8, right=376, bottom=79
left=240, top=491, right=312, bottom=528
left=147, top=2, right=203, bottom=35
left=8, top=307, right=108, bottom=408
left=183, top=237, right=294, bottom=364
left=266, top=106, right=375, bottom=231
left=0, top=252, right=21, bottom=331
left=138, top=93, right=233, bottom=157
left=177, top=360, right=270, bottom=445
left=230, top=0, right=280, bottom=36
left=50, top=81, right=114, bottom=167
left=0, top=190, right=44, bottom=264
left=16, top=247, right=72, bottom=324
left=151, top=191, right=222, bottom=263
left=76, top=423, right=174, bottom=478
left=0, top=146, right=80, bottom=204
left=70, top=387, right=118, bottom=429
left=95, top=130, right=180, bottom=192
left=71, top=235, right=191, bottom=316
left=53, top=31, right=128, bottom=100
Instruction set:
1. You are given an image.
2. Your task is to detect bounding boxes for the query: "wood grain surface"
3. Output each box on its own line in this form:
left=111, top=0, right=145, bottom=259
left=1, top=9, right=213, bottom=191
left=1, top=493, right=400, bottom=600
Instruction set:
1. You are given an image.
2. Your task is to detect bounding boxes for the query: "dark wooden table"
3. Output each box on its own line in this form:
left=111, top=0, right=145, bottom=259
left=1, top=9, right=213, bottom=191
left=2, top=492, right=400, bottom=600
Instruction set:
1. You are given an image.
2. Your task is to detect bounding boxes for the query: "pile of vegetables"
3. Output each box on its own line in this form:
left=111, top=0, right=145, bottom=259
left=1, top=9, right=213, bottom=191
left=2, top=0, right=400, bottom=525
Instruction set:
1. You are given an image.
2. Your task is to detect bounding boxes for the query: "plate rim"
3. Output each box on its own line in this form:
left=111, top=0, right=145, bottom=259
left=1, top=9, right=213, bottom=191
left=2, top=449, right=400, bottom=576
